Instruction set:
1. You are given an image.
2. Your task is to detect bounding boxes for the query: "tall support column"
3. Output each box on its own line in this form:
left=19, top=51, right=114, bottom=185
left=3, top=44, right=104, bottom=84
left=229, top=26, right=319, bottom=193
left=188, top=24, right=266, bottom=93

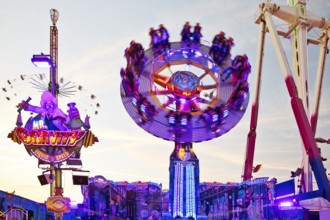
left=50, top=23, right=62, bottom=201
left=50, top=25, right=59, bottom=97
left=290, top=0, right=313, bottom=193
left=54, top=167, right=63, bottom=196
left=49, top=9, right=63, bottom=220
left=50, top=164, right=55, bottom=197
left=264, top=9, right=329, bottom=190
left=311, top=30, right=330, bottom=133
left=243, top=18, right=266, bottom=181
left=169, top=142, right=200, bottom=219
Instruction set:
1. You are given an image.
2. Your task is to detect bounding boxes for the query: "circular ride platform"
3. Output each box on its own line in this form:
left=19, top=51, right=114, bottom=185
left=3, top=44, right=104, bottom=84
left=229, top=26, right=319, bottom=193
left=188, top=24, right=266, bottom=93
left=121, top=41, right=250, bottom=143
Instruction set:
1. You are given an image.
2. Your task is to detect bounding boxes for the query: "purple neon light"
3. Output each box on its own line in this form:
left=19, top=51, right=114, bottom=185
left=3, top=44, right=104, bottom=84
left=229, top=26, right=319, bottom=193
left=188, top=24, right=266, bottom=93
left=31, top=55, right=52, bottom=68
left=279, top=201, right=293, bottom=207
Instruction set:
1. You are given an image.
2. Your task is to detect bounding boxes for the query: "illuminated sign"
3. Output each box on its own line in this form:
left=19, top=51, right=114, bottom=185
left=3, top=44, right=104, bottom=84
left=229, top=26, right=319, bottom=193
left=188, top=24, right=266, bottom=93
left=237, top=177, right=269, bottom=186
left=8, top=91, right=98, bottom=164
left=12, top=127, right=87, bottom=163
left=8, top=127, right=98, bottom=163
left=15, top=127, right=86, bottom=147
left=46, top=196, right=71, bottom=213
left=93, top=175, right=108, bottom=189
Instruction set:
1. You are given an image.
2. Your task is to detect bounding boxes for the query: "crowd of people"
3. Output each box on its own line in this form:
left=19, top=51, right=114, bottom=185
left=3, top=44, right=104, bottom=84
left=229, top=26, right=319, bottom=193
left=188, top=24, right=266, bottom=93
left=132, top=93, right=158, bottom=124
left=199, top=105, right=228, bottom=134
left=180, top=22, right=203, bottom=46
left=149, top=22, right=203, bottom=54
left=227, top=81, right=249, bottom=111
left=121, top=23, right=250, bottom=129
left=121, top=41, right=159, bottom=123
left=124, top=40, right=145, bottom=75
left=149, top=24, right=170, bottom=55
left=166, top=110, right=192, bottom=134
left=230, top=54, right=251, bottom=85
left=209, top=31, right=234, bottom=66
left=120, top=67, right=137, bottom=97
left=121, top=41, right=146, bottom=97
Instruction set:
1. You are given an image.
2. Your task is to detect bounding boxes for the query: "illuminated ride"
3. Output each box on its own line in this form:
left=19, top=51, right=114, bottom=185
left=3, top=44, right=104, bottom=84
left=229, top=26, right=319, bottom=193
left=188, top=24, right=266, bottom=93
left=121, top=38, right=251, bottom=143
left=7, top=9, right=98, bottom=219
left=241, top=0, right=330, bottom=211
left=120, top=23, right=251, bottom=219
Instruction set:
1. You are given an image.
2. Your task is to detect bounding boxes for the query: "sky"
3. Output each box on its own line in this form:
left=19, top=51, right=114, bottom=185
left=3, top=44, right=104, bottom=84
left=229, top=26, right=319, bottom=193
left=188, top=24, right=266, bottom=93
left=0, top=0, right=330, bottom=204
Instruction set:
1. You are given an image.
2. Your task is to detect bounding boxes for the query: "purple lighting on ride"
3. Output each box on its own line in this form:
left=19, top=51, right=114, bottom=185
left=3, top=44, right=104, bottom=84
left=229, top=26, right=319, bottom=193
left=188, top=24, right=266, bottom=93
left=279, top=201, right=293, bottom=207
left=31, top=54, right=52, bottom=68
left=120, top=24, right=251, bottom=143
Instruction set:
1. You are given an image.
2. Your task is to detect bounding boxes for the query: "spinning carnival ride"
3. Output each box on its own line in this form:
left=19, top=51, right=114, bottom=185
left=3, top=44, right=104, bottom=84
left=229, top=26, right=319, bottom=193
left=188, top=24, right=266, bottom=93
left=121, top=41, right=251, bottom=143
left=120, top=25, right=251, bottom=218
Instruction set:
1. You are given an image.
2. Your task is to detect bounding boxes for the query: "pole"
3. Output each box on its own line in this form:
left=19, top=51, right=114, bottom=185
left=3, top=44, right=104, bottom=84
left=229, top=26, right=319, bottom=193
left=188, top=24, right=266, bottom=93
left=242, top=17, right=266, bottom=181
left=310, top=30, right=329, bottom=134
left=49, top=9, right=63, bottom=219
left=50, top=25, right=58, bottom=97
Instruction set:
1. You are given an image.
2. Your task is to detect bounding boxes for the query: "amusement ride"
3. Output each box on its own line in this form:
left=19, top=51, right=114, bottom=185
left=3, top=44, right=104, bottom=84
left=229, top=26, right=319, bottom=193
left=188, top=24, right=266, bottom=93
left=120, top=22, right=252, bottom=218
left=6, top=9, right=98, bottom=220
left=120, top=0, right=330, bottom=218
left=1, top=0, right=330, bottom=219
left=244, top=0, right=330, bottom=207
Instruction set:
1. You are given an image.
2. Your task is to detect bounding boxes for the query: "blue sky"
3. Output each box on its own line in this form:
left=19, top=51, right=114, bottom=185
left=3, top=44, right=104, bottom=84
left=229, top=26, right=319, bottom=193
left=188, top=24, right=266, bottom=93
left=0, top=0, right=330, bottom=203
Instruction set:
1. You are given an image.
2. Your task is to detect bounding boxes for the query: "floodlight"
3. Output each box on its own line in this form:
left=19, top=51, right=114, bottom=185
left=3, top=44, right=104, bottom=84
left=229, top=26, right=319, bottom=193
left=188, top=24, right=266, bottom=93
left=38, top=173, right=54, bottom=185
left=253, top=164, right=262, bottom=173
left=72, top=170, right=89, bottom=185
left=290, top=168, right=302, bottom=178
left=31, top=54, right=52, bottom=68
left=72, top=175, right=89, bottom=185
left=66, top=158, right=83, bottom=167
left=279, top=201, right=293, bottom=207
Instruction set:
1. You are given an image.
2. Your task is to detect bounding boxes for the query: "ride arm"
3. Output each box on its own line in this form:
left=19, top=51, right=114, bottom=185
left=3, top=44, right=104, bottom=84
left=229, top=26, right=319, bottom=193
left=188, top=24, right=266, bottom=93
left=264, top=9, right=329, bottom=190
left=242, top=18, right=266, bottom=181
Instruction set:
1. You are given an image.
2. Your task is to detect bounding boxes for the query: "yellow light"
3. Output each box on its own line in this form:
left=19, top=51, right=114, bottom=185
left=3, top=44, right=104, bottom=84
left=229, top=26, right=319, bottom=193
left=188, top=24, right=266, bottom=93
left=178, top=147, right=185, bottom=160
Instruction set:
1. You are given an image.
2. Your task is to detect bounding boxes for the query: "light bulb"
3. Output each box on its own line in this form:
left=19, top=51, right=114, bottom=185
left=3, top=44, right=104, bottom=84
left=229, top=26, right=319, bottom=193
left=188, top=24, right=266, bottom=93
left=50, top=8, right=59, bottom=26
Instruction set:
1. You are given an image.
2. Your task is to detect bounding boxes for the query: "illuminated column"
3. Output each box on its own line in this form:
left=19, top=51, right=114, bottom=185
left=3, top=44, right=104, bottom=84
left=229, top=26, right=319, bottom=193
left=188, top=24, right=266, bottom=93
left=186, top=162, right=196, bottom=219
left=173, top=162, right=184, bottom=217
left=169, top=142, right=200, bottom=219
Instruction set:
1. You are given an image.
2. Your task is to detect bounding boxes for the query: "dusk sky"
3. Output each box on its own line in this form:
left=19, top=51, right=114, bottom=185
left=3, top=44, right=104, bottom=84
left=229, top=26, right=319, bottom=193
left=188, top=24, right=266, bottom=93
left=0, top=0, right=330, bottom=204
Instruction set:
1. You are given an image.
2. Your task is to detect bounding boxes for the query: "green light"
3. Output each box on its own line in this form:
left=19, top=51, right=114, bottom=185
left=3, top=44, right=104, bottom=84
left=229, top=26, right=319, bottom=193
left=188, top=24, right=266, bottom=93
left=300, top=5, right=305, bottom=15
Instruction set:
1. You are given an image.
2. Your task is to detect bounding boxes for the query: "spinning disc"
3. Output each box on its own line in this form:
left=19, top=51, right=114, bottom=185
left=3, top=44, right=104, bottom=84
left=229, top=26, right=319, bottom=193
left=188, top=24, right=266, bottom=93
left=121, top=41, right=250, bottom=143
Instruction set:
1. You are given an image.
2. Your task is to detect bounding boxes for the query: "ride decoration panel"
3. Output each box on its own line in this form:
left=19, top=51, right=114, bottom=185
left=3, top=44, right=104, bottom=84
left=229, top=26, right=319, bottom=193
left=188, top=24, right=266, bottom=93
left=8, top=91, right=98, bottom=164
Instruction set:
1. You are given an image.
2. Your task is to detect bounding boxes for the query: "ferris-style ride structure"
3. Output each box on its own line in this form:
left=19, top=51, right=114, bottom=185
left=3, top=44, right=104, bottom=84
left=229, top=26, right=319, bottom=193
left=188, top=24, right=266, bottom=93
left=120, top=22, right=252, bottom=219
